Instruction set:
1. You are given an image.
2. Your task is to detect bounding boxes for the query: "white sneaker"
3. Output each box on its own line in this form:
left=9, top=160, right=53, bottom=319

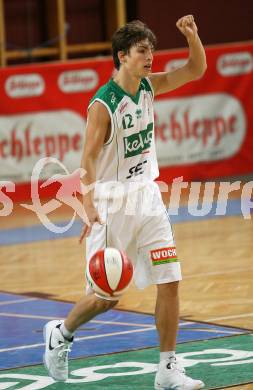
left=155, top=358, right=205, bottom=389
left=43, top=320, right=73, bottom=381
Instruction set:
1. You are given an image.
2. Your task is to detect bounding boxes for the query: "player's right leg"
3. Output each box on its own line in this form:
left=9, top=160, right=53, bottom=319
left=43, top=294, right=117, bottom=381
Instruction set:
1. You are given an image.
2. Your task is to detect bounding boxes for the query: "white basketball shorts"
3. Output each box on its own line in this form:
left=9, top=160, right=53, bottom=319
left=85, top=181, right=182, bottom=295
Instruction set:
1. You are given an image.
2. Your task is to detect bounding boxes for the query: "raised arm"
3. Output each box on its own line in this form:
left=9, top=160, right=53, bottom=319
left=149, top=15, right=207, bottom=96
left=79, top=101, right=110, bottom=242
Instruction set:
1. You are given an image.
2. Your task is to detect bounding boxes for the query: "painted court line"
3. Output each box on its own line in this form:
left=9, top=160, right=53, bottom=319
left=180, top=328, right=242, bottom=335
left=0, top=312, right=154, bottom=328
left=0, top=311, right=192, bottom=328
left=0, top=312, right=193, bottom=329
left=0, top=318, right=239, bottom=355
left=207, top=313, right=253, bottom=321
left=0, top=382, right=20, bottom=388
left=0, top=298, right=38, bottom=306
left=74, top=327, right=157, bottom=341
left=92, top=319, right=154, bottom=328
left=0, top=327, right=156, bottom=353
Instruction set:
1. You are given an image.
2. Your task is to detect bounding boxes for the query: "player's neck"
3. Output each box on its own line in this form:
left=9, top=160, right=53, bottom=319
left=113, top=68, right=141, bottom=97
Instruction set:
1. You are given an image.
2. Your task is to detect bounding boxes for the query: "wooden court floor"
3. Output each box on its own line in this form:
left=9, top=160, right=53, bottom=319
left=1, top=183, right=253, bottom=389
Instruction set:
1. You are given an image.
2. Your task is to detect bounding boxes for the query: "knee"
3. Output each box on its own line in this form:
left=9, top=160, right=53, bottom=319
left=157, top=281, right=179, bottom=299
left=95, top=296, right=119, bottom=312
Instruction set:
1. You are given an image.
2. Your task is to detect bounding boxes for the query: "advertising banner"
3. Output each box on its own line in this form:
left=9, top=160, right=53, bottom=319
left=0, top=42, right=253, bottom=199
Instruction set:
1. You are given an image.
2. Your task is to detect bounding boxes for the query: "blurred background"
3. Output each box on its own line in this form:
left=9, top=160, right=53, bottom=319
left=0, top=2, right=253, bottom=389
left=0, top=0, right=253, bottom=66
left=0, top=0, right=253, bottom=195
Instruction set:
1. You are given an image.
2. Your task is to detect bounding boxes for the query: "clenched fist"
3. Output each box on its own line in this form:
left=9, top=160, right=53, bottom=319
left=176, top=15, right=198, bottom=42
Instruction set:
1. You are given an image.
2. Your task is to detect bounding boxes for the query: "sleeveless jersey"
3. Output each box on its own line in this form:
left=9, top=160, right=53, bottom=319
left=88, top=78, right=159, bottom=186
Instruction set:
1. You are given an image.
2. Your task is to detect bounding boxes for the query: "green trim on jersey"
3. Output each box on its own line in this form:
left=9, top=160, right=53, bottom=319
left=109, top=78, right=153, bottom=105
left=89, top=78, right=154, bottom=113
left=89, top=82, right=123, bottom=114
left=109, top=79, right=141, bottom=105
left=90, top=98, right=115, bottom=146
left=141, top=77, right=154, bottom=99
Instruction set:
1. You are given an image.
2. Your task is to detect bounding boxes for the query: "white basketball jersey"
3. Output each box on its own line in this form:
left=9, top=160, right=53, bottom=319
left=88, top=78, right=159, bottom=187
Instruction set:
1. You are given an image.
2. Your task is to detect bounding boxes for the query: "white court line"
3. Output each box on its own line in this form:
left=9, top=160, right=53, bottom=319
left=0, top=312, right=195, bottom=354
left=0, top=327, right=156, bottom=353
left=0, top=298, right=38, bottom=306
left=92, top=319, right=153, bottom=328
left=0, top=321, right=242, bottom=354
left=1, top=309, right=248, bottom=355
left=184, top=266, right=253, bottom=279
left=0, top=313, right=63, bottom=320
left=206, top=313, right=253, bottom=322
left=0, top=312, right=192, bottom=328
left=0, top=312, right=154, bottom=328
left=180, top=328, right=242, bottom=335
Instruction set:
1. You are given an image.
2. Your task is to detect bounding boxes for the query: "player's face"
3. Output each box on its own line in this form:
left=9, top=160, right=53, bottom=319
left=124, top=39, right=154, bottom=77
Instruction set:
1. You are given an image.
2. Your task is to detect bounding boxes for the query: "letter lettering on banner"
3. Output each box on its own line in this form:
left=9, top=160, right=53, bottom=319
left=154, top=93, right=246, bottom=170
left=170, top=111, right=183, bottom=144
left=59, top=134, right=70, bottom=161
left=1, top=44, right=253, bottom=201
left=11, top=130, right=23, bottom=161
left=45, top=136, right=56, bottom=156
left=0, top=139, right=8, bottom=158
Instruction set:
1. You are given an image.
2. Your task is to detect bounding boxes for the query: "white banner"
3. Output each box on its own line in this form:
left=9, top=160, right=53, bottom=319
left=154, top=93, right=246, bottom=167
left=0, top=110, right=85, bottom=182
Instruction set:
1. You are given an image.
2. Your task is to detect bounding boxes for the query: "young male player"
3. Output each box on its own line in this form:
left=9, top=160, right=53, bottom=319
left=44, top=15, right=207, bottom=389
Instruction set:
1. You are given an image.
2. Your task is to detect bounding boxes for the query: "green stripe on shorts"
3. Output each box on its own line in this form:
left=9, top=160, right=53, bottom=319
left=152, top=258, right=178, bottom=266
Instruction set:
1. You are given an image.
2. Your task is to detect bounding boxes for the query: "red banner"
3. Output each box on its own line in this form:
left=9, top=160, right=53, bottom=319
left=153, top=43, right=253, bottom=182
left=0, top=42, right=253, bottom=200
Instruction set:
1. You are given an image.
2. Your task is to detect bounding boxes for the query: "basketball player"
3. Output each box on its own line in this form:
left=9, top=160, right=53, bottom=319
left=44, top=15, right=206, bottom=389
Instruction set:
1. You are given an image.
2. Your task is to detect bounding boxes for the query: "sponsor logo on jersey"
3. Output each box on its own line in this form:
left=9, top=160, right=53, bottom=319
left=126, top=160, right=147, bottom=179
left=135, top=109, right=142, bottom=119
left=5, top=74, right=45, bottom=98
left=217, top=52, right=253, bottom=76
left=119, top=101, right=128, bottom=114
left=58, top=69, right=98, bottom=93
left=123, top=123, right=153, bottom=157
left=151, top=246, right=178, bottom=265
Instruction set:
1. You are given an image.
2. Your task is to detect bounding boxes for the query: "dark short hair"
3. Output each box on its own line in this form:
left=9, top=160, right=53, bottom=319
left=112, top=20, right=157, bottom=70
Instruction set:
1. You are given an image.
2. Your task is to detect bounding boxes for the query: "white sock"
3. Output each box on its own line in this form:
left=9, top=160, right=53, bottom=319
left=60, top=323, right=74, bottom=340
left=160, top=351, right=176, bottom=362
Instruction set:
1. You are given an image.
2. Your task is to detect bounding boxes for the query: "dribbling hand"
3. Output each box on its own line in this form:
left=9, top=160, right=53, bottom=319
left=79, top=206, right=104, bottom=243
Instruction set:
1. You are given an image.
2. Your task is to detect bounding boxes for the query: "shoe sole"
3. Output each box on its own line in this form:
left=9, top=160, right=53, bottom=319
left=43, top=321, right=67, bottom=382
